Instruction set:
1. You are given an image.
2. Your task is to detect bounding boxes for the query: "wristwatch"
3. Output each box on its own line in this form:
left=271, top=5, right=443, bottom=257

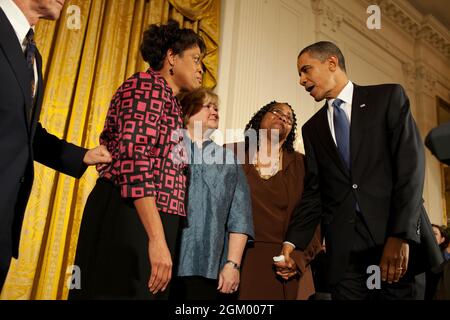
left=225, top=260, right=240, bottom=270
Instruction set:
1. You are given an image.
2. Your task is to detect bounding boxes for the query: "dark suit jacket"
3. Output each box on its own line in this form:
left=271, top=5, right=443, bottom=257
left=0, top=8, right=87, bottom=264
left=286, top=83, right=443, bottom=285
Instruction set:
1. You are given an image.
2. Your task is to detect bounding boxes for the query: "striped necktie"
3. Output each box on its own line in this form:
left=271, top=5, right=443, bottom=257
left=333, top=98, right=350, bottom=169
left=24, top=28, right=37, bottom=123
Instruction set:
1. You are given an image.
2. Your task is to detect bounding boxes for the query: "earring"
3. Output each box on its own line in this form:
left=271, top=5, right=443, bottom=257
left=169, top=67, right=174, bottom=76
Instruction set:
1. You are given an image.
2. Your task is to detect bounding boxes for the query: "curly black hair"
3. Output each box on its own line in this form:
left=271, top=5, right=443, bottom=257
left=244, top=101, right=297, bottom=153
left=140, top=19, right=206, bottom=70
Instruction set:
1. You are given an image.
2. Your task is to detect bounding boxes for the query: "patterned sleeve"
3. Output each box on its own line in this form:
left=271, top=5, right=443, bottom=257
left=115, top=73, right=165, bottom=198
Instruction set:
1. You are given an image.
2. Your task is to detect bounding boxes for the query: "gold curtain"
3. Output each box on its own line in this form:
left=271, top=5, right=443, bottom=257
left=0, top=0, right=219, bottom=300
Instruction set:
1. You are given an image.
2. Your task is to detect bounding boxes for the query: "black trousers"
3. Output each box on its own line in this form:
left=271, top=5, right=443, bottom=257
left=0, top=260, right=9, bottom=292
left=171, top=276, right=219, bottom=300
left=170, top=276, right=238, bottom=301
left=0, top=241, right=11, bottom=292
left=331, top=248, right=425, bottom=300
left=331, top=212, right=425, bottom=300
left=69, top=178, right=181, bottom=300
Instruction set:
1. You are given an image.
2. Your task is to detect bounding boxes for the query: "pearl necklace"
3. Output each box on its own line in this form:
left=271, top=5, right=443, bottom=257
left=253, top=150, right=283, bottom=180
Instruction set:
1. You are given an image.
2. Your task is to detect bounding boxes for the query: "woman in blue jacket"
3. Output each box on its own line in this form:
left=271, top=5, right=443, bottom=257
left=172, top=88, right=254, bottom=300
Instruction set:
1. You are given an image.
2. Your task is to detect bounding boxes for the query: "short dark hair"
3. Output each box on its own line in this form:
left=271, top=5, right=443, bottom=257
left=179, top=87, right=218, bottom=126
left=140, top=19, right=206, bottom=70
left=244, top=101, right=297, bottom=153
left=298, top=41, right=346, bottom=73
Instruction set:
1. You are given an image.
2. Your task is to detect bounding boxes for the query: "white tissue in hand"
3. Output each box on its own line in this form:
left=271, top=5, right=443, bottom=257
left=273, top=255, right=285, bottom=262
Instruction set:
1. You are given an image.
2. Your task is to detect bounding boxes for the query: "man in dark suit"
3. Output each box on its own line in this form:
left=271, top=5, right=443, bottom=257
left=0, top=0, right=112, bottom=291
left=275, top=41, right=443, bottom=299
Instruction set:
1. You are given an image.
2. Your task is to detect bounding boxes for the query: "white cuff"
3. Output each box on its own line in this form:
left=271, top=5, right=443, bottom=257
left=283, top=241, right=296, bottom=249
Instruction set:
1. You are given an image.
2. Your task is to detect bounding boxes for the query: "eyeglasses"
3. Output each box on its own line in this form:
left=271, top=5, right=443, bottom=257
left=202, top=102, right=218, bottom=112
left=269, top=108, right=293, bottom=125
left=192, top=54, right=203, bottom=66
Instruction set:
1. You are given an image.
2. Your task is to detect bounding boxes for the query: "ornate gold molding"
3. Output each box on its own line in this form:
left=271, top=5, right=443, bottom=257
left=401, top=62, right=437, bottom=93
left=416, top=64, right=437, bottom=93
left=401, top=62, right=416, bottom=90
left=311, top=0, right=343, bottom=33
left=376, top=0, right=450, bottom=60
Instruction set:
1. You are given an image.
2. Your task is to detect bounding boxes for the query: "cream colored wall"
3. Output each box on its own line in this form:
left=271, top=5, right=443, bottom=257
left=216, top=0, right=450, bottom=224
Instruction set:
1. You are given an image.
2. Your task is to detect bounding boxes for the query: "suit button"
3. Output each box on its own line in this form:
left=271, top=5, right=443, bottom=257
left=352, top=184, right=358, bottom=189
left=20, top=177, right=25, bottom=183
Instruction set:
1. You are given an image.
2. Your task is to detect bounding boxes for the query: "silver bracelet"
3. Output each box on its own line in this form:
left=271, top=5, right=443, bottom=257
left=225, top=260, right=240, bottom=270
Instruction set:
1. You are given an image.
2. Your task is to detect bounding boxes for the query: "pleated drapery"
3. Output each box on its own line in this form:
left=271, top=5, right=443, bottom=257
left=0, top=0, right=219, bottom=300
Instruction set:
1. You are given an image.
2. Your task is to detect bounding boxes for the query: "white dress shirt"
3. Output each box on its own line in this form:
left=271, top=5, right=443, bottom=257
left=0, top=0, right=38, bottom=94
left=326, top=81, right=354, bottom=145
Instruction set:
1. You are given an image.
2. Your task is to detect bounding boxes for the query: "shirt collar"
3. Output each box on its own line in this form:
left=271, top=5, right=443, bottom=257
left=327, top=80, right=354, bottom=108
left=0, top=0, right=33, bottom=48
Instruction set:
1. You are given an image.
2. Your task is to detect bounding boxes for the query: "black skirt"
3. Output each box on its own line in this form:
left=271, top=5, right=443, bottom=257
left=68, top=178, right=180, bottom=300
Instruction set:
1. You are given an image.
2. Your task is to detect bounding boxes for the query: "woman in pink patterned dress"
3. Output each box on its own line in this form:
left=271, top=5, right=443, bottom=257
left=69, top=20, right=205, bottom=300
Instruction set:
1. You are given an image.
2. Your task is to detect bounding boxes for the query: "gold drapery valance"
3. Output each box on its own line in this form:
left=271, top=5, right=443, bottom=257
left=168, top=0, right=219, bottom=87
left=0, top=0, right=219, bottom=300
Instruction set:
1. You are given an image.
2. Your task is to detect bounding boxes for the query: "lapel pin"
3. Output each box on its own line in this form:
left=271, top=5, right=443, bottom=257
left=360, top=104, right=366, bottom=108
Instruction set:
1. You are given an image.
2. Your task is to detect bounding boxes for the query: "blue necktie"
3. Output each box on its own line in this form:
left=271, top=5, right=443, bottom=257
left=333, top=98, right=350, bottom=169
left=333, top=99, right=361, bottom=212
